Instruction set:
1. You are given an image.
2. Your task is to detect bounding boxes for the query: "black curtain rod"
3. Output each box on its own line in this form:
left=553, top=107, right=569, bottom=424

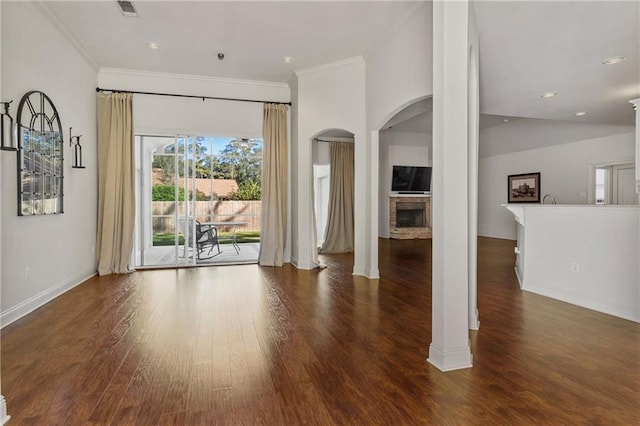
left=95, top=87, right=291, bottom=106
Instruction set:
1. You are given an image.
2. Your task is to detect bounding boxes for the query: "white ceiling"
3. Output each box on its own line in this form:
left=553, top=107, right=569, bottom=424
left=42, top=0, right=421, bottom=83
left=473, top=0, right=639, bottom=126
left=42, top=1, right=639, bottom=127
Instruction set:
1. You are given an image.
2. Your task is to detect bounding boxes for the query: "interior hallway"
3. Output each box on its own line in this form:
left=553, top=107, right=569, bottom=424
left=2, top=238, right=639, bottom=424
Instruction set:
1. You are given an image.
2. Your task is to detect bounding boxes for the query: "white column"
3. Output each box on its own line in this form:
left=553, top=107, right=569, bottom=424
left=368, top=130, right=380, bottom=279
left=428, top=0, right=473, bottom=371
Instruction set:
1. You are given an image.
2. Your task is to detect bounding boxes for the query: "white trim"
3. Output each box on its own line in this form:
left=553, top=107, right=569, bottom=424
left=427, top=343, right=473, bottom=372
left=352, top=265, right=367, bottom=276
left=366, top=268, right=380, bottom=280
left=0, top=395, right=9, bottom=425
left=1, top=271, right=96, bottom=328
left=34, top=1, right=100, bottom=71
left=295, top=56, right=364, bottom=77
left=469, top=309, right=480, bottom=330
left=514, top=266, right=524, bottom=289
left=587, top=160, right=635, bottom=204
left=99, top=67, right=289, bottom=90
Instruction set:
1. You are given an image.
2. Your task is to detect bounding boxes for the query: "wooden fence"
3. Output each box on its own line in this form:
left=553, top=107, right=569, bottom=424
left=152, top=201, right=261, bottom=233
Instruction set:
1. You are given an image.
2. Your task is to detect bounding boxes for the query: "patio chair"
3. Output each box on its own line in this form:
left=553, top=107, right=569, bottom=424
left=178, top=217, right=221, bottom=260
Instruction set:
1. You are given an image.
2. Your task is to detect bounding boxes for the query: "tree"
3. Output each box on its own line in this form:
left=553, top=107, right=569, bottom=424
left=152, top=184, right=208, bottom=201
left=216, top=139, right=263, bottom=187
left=152, top=137, right=211, bottom=182
left=229, top=181, right=261, bottom=200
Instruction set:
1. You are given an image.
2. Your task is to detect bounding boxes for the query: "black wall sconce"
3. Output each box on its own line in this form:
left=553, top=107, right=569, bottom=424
left=1, top=100, right=17, bottom=151
left=69, top=127, right=85, bottom=168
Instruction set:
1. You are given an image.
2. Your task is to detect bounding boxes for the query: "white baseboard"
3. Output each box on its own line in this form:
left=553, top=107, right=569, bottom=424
left=469, top=308, right=480, bottom=330
left=1, top=270, right=96, bottom=328
left=365, top=268, right=380, bottom=280
left=352, top=265, right=366, bottom=276
left=514, top=266, right=524, bottom=289
left=0, top=395, right=9, bottom=424
left=427, top=343, right=473, bottom=372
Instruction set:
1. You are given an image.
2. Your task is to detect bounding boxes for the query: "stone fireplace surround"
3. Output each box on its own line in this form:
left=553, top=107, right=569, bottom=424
left=389, top=194, right=432, bottom=239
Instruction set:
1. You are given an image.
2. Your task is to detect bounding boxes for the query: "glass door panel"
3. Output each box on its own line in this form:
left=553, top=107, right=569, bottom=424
left=135, top=136, right=195, bottom=267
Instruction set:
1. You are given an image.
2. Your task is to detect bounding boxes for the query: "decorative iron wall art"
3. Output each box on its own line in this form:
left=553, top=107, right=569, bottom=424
left=16, top=91, right=64, bottom=215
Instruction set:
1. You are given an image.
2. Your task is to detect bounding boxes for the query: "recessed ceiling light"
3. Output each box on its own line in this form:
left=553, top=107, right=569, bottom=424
left=146, top=42, right=160, bottom=49
left=503, top=118, right=510, bottom=123
left=602, top=56, right=625, bottom=65
left=282, top=56, right=294, bottom=63
left=574, top=111, right=587, bottom=116
left=541, top=92, right=557, bottom=98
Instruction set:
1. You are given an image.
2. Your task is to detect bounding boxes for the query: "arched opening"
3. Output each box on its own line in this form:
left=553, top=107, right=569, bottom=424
left=378, top=97, right=433, bottom=239
left=311, top=128, right=355, bottom=266
left=368, top=96, right=433, bottom=279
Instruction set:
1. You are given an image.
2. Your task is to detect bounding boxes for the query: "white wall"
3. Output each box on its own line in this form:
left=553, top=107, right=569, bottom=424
left=510, top=205, right=640, bottom=323
left=378, top=131, right=432, bottom=237
left=1, top=1, right=98, bottom=325
left=479, top=131, right=635, bottom=239
left=365, top=2, right=433, bottom=277
left=480, top=117, right=633, bottom=158
left=99, top=68, right=289, bottom=138
left=366, top=3, right=433, bottom=131
left=0, top=2, right=5, bottom=420
left=293, top=58, right=366, bottom=271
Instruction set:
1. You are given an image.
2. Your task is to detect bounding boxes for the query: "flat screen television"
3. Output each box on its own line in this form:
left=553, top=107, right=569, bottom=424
left=392, top=165, right=432, bottom=193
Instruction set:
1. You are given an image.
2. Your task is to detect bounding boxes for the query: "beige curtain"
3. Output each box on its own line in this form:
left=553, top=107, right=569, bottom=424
left=320, top=141, right=354, bottom=253
left=259, top=103, right=288, bottom=266
left=96, top=93, right=135, bottom=275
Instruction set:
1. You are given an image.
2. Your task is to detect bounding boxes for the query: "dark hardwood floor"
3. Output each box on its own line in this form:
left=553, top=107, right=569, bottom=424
left=2, top=237, right=639, bottom=424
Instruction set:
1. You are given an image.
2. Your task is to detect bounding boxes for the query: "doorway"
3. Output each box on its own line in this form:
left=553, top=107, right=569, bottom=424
left=134, top=135, right=263, bottom=268
left=312, top=130, right=355, bottom=256
left=591, top=162, right=636, bottom=205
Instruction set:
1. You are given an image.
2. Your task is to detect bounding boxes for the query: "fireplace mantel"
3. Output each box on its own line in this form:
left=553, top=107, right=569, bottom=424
left=389, top=195, right=432, bottom=239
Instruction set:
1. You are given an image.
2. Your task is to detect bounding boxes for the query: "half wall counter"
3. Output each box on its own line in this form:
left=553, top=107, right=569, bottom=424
left=503, top=204, right=640, bottom=323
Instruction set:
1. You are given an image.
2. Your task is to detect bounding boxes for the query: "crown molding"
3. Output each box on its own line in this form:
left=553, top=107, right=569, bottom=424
left=99, top=67, right=290, bottom=90
left=34, top=1, right=100, bottom=71
left=294, top=56, right=365, bottom=77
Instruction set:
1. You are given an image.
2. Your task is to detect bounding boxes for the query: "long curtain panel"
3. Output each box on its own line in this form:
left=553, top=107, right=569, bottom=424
left=320, top=141, right=354, bottom=253
left=96, top=93, right=135, bottom=275
left=259, top=103, right=288, bottom=266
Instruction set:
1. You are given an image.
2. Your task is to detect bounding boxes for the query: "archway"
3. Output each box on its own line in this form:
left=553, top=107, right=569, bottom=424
left=368, top=95, right=433, bottom=278
left=310, top=128, right=355, bottom=267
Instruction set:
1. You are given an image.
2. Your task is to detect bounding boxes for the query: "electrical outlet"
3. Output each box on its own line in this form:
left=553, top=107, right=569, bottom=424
left=91, top=245, right=95, bottom=254
left=571, top=263, right=579, bottom=273
left=25, top=267, right=30, bottom=280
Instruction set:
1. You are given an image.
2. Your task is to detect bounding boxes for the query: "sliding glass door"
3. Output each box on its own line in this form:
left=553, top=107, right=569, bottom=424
left=135, top=135, right=197, bottom=267
left=134, top=135, right=262, bottom=268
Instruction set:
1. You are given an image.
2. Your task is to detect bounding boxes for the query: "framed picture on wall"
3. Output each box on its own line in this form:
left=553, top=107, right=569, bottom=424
left=508, top=172, right=541, bottom=203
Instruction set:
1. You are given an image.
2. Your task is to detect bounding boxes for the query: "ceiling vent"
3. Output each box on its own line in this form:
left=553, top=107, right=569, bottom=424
left=116, top=0, right=138, bottom=17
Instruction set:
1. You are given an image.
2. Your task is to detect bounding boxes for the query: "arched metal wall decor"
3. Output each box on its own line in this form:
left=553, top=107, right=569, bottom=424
left=16, top=91, right=64, bottom=215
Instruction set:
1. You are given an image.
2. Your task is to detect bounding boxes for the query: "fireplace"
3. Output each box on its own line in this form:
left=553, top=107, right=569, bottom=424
left=389, top=195, right=431, bottom=239
left=396, top=202, right=426, bottom=227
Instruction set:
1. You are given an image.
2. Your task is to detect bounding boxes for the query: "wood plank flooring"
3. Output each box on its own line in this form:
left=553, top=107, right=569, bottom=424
left=2, top=237, right=639, bottom=424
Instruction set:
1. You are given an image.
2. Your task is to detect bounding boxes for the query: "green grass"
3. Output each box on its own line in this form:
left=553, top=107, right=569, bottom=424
left=153, top=231, right=260, bottom=246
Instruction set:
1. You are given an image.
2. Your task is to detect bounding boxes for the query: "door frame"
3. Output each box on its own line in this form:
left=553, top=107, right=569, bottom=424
left=588, top=160, right=635, bottom=205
